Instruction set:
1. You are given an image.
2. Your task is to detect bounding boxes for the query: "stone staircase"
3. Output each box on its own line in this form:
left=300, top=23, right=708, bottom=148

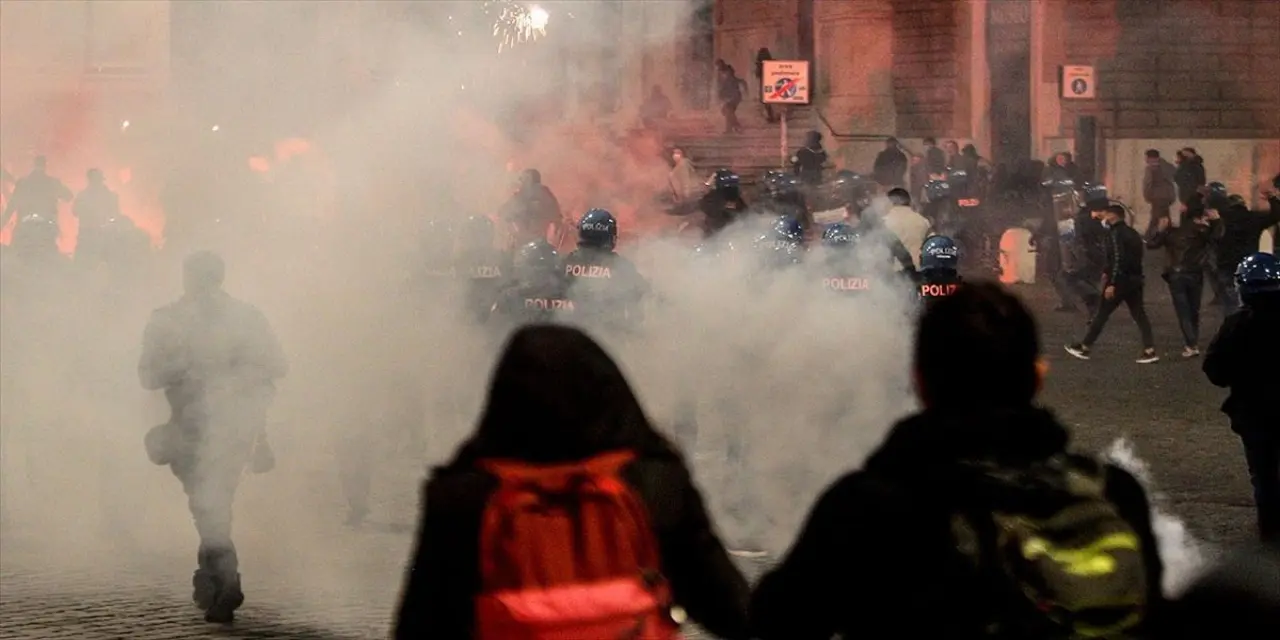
left=663, top=105, right=825, bottom=186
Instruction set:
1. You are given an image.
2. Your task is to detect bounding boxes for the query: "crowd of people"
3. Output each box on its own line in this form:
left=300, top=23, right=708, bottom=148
left=4, top=139, right=1277, bottom=636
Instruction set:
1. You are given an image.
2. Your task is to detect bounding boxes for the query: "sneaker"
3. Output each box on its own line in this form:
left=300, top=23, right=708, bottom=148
left=1136, top=349, right=1160, bottom=364
left=728, top=546, right=769, bottom=559
left=1064, top=344, right=1091, bottom=360
left=1181, top=346, right=1200, bottom=358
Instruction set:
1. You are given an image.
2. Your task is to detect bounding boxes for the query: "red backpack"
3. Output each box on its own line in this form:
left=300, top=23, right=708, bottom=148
left=475, top=450, right=681, bottom=640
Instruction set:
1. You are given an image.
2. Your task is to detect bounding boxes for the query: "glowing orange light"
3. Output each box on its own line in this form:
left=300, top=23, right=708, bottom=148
left=117, top=167, right=133, bottom=185
left=248, top=156, right=272, bottom=174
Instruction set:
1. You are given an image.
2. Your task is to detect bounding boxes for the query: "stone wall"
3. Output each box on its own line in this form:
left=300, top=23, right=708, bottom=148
left=813, top=0, right=896, bottom=135
left=1044, top=0, right=1280, bottom=140
left=890, top=0, right=970, bottom=139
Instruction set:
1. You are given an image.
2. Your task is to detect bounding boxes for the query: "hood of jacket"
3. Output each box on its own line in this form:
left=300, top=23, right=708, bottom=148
left=449, top=324, right=679, bottom=467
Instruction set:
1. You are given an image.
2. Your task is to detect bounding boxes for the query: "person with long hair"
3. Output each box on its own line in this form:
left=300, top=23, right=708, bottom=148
left=394, top=325, right=750, bottom=639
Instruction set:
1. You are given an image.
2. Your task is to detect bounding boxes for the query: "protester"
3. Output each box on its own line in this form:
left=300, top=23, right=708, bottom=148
left=1065, top=203, right=1159, bottom=364
left=750, top=282, right=1163, bottom=639
left=394, top=325, right=750, bottom=640
left=1145, top=206, right=1218, bottom=358
left=1142, top=149, right=1177, bottom=234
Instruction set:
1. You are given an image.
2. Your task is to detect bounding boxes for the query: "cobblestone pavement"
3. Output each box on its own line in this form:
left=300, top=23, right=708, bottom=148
left=0, top=263, right=1257, bottom=638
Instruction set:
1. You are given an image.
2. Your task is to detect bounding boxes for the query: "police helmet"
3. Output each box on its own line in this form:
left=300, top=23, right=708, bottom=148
left=925, top=179, right=952, bottom=202
left=821, top=222, right=860, bottom=248
left=460, top=215, right=495, bottom=249
left=577, top=208, right=617, bottom=250
left=1235, top=252, right=1280, bottom=298
left=771, top=173, right=803, bottom=196
left=1081, top=183, right=1110, bottom=210
left=771, top=215, right=804, bottom=242
left=514, top=239, right=559, bottom=276
left=920, top=235, right=960, bottom=272
left=761, top=169, right=786, bottom=191
left=709, top=168, right=740, bottom=191
left=946, top=169, right=970, bottom=188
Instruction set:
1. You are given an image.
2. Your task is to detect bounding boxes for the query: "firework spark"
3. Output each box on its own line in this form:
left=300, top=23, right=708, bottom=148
left=488, top=2, right=549, bottom=53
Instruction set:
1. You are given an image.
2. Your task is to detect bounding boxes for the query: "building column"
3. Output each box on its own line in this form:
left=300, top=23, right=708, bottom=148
left=967, top=0, right=991, bottom=155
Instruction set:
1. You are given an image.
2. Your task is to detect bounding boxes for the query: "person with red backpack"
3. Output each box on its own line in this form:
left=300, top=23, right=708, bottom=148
left=393, top=324, right=751, bottom=640
left=749, top=282, right=1165, bottom=639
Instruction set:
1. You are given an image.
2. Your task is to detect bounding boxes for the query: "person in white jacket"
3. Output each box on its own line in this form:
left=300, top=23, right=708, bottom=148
left=881, top=188, right=933, bottom=270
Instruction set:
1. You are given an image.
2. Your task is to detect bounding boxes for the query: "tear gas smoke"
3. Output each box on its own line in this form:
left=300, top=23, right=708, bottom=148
left=1106, top=438, right=1211, bottom=597
left=0, top=1, right=1202, bottom=633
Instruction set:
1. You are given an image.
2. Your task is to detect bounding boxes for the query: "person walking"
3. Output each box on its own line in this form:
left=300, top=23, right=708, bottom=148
left=1065, top=203, right=1159, bottom=363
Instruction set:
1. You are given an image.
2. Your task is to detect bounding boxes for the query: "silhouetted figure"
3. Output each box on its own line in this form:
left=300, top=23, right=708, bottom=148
left=140, top=252, right=287, bottom=623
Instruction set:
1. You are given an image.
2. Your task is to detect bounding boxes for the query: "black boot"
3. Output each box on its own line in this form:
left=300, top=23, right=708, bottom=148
left=204, top=573, right=244, bottom=623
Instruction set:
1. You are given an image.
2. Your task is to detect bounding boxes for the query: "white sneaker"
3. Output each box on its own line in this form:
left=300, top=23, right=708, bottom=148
left=1181, top=346, right=1200, bottom=358
left=1064, top=344, right=1091, bottom=360
left=1136, top=349, right=1160, bottom=364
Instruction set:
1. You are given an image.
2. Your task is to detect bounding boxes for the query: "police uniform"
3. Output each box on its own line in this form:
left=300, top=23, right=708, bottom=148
left=562, top=248, right=646, bottom=333
left=1203, top=252, right=1280, bottom=542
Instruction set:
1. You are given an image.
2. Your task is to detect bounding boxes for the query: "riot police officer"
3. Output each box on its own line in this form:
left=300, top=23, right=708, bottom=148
left=2, top=156, right=71, bottom=262
left=761, top=172, right=811, bottom=237
left=752, top=215, right=806, bottom=273
left=1204, top=252, right=1280, bottom=542
left=455, top=215, right=511, bottom=325
left=917, top=235, right=963, bottom=302
left=697, top=169, right=749, bottom=238
left=816, top=222, right=905, bottom=298
left=491, top=239, right=574, bottom=328
left=561, top=208, right=648, bottom=335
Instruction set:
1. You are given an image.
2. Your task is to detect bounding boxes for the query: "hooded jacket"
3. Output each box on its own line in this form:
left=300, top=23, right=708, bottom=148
left=393, top=325, right=751, bottom=640
left=749, top=407, right=1164, bottom=640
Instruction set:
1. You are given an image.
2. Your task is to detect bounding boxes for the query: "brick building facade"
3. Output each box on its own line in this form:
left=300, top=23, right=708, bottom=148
left=709, top=0, right=1278, bottom=201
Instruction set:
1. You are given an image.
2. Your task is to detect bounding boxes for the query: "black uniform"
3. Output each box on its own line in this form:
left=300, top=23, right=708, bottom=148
left=561, top=248, right=647, bottom=334
left=918, top=268, right=962, bottom=302
left=1203, top=294, right=1280, bottom=541
left=698, top=189, right=749, bottom=238
left=491, top=273, right=575, bottom=328
left=456, top=248, right=512, bottom=325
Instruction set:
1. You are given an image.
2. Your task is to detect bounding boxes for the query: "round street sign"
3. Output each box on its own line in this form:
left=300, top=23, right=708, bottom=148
left=1071, top=78, right=1088, bottom=95
left=772, top=78, right=798, bottom=100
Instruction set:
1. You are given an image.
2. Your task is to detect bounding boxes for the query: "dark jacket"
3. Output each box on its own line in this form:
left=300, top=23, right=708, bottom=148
left=749, top=407, right=1164, bottom=640
left=1203, top=296, right=1280, bottom=430
left=873, top=147, right=908, bottom=187
left=1103, top=221, right=1145, bottom=287
left=791, top=145, right=828, bottom=186
left=1214, top=199, right=1280, bottom=271
left=394, top=326, right=751, bottom=640
left=1142, top=159, right=1177, bottom=204
left=1145, top=218, right=1217, bottom=275
left=1174, top=156, right=1206, bottom=205
left=925, top=145, right=948, bottom=175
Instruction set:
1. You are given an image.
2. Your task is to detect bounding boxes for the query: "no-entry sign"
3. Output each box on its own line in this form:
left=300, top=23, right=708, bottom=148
left=761, top=60, right=811, bottom=105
